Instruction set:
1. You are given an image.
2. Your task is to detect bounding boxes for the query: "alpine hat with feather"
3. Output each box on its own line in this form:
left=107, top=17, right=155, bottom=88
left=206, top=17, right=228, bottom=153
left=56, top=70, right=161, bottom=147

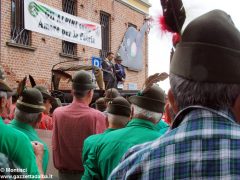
left=129, top=73, right=168, bottom=113
left=16, top=88, right=45, bottom=113
left=171, top=10, right=240, bottom=83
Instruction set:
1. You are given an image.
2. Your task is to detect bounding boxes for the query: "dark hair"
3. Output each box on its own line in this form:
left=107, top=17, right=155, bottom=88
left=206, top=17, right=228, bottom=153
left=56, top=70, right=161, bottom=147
left=12, top=94, right=19, bottom=104
left=95, top=97, right=107, bottom=112
left=107, top=52, right=114, bottom=57
left=43, top=98, right=47, bottom=104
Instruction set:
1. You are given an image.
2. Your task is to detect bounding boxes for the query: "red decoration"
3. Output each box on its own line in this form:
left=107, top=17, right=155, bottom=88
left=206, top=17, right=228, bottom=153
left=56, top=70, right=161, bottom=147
left=158, top=15, right=181, bottom=46
left=158, top=16, right=174, bottom=33
left=172, top=33, right=180, bottom=46
left=83, top=24, right=97, bottom=31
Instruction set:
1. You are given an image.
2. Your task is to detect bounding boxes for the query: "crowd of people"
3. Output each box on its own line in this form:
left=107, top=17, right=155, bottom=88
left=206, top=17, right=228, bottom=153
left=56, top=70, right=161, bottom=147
left=1, top=9, right=240, bottom=180
left=0, top=67, right=169, bottom=179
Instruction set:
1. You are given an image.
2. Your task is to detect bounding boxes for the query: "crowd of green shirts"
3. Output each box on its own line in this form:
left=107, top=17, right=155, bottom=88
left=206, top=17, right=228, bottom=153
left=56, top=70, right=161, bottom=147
left=82, top=118, right=169, bottom=179
left=0, top=115, right=168, bottom=179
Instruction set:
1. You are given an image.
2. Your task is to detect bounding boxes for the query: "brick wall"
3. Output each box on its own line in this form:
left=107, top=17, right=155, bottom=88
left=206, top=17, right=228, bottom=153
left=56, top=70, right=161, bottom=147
left=0, top=0, right=148, bottom=90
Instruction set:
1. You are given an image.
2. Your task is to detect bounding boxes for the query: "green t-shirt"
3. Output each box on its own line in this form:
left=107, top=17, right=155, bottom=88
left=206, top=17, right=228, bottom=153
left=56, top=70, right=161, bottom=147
left=155, top=120, right=169, bottom=134
left=0, top=117, right=40, bottom=176
left=83, top=118, right=163, bottom=179
left=9, top=119, right=49, bottom=174
left=82, top=128, right=116, bottom=165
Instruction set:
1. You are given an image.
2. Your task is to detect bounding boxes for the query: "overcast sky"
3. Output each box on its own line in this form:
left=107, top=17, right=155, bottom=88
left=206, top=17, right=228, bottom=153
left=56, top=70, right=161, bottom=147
left=148, top=0, right=240, bottom=92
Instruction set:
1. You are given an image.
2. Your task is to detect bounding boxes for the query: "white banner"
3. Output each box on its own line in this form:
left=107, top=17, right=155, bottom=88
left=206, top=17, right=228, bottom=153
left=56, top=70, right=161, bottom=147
left=24, top=0, right=102, bottom=49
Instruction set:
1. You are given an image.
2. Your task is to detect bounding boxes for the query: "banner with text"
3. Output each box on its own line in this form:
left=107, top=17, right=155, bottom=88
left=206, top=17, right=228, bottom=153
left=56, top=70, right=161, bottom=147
left=24, top=0, right=102, bottom=49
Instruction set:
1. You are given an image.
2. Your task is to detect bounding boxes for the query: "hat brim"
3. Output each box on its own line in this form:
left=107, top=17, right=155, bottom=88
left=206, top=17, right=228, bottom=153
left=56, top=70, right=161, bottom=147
left=7, top=91, right=16, bottom=99
left=129, top=95, right=164, bottom=113
left=16, top=100, right=45, bottom=113
left=0, top=80, right=12, bottom=92
left=171, top=40, right=240, bottom=83
left=42, top=92, right=55, bottom=102
left=107, top=104, right=131, bottom=117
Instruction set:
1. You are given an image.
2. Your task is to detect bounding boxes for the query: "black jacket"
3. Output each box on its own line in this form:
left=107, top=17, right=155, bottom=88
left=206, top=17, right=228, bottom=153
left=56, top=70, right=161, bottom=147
left=102, top=59, right=115, bottom=81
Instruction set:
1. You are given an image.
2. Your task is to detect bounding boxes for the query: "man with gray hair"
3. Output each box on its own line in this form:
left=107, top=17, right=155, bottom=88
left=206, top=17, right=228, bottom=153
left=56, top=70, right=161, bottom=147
left=0, top=67, right=44, bottom=177
left=9, top=88, right=49, bottom=174
left=82, top=96, right=131, bottom=179
left=83, top=83, right=168, bottom=179
left=110, top=10, right=240, bottom=179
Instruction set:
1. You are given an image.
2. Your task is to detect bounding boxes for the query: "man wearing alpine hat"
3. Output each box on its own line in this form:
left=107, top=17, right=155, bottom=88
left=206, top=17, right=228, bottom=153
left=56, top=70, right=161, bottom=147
left=110, top=10, right=240, bottom=179
left=34, top=85, right=55, bottom=130
left=52, top=70, right=106, bottom=179
left=82, top=73, right=168, bottom=179
left=0, top=66, right=45, bottom=177
left=82, top=96, right=131, bottom=179
left=9, top=88, right=49, bottom=174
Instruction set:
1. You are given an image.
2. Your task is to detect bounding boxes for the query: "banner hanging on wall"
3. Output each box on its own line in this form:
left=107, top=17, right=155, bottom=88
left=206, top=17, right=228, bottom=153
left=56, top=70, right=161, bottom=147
left=24, top=0, right=102, bottom=49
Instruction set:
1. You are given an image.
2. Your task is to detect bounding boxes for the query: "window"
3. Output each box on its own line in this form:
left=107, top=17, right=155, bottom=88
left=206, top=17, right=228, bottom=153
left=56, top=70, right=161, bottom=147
left=128, top=23, right=137, bottom=29
left=62, top=0, right=77, bottom=56
left=62, top=41, right=77, bottom=56
left=100, top=11, right=110, bottom=58
left=62, top=0, right=76, bottom=15
left=11, top=0, right=31, bottom=45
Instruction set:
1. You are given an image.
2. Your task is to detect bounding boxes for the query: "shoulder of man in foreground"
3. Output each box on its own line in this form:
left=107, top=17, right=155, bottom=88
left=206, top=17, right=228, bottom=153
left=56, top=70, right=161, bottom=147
left=109, top=110, right=240, bottom=179
left=83, top=128, right=129, bottom=179
left=1, top=125, right=40, bottom=176
left=108, top=133, right=168, bottom=179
